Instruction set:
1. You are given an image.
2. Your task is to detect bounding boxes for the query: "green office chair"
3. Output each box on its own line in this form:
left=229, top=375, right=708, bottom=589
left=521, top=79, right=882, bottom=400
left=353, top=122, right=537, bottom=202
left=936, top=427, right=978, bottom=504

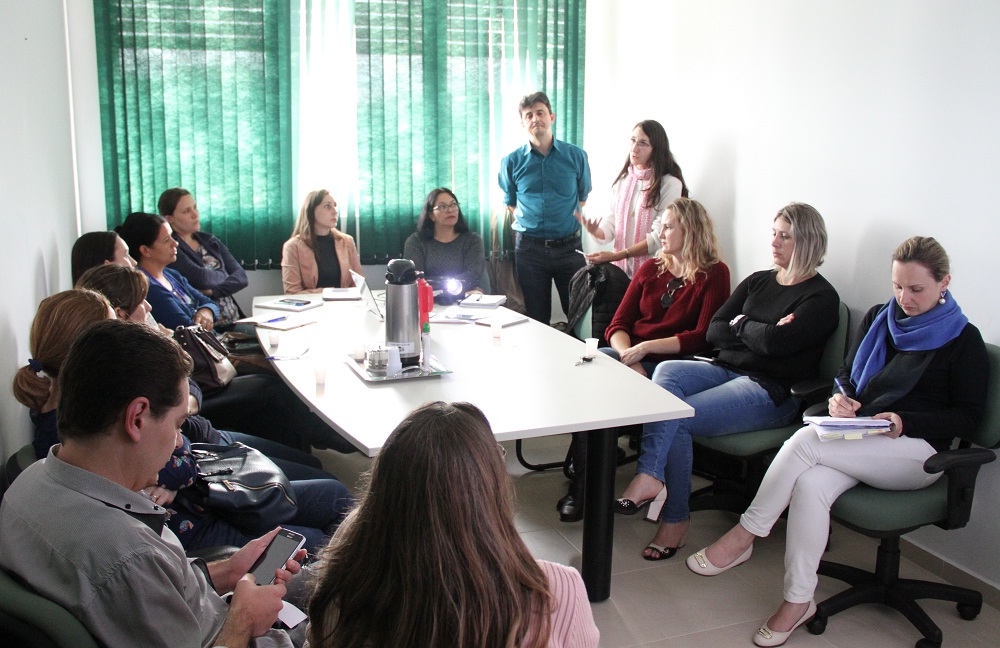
left=805, top=342, right=1000, bottom=648
left=690, top=302, right=850, bottom=513
left=0, top=568, right=101, bottom=648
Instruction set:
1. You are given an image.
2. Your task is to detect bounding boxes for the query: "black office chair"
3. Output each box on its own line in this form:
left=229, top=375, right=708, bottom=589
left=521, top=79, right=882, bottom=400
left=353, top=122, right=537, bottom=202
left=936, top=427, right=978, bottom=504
left=689, top=302, right=850, bottom=513
left=805, top=342, right=1000, bottom=648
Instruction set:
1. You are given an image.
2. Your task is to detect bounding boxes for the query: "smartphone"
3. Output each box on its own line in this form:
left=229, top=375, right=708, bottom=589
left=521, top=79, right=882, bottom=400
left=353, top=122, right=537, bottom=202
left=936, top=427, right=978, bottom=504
left=247, top=528, right=306, bottom=585
left=277, top=298, right=310, bottom=307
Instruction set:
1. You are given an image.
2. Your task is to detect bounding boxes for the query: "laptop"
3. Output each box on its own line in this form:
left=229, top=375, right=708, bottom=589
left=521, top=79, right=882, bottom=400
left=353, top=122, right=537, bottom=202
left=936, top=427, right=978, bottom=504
left=351, top=269, right=384, bottom=321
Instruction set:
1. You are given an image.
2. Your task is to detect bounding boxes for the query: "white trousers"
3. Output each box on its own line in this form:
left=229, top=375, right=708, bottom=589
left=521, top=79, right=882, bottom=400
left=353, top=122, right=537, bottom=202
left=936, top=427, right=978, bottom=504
left=740, top=426, right=939, bottom=602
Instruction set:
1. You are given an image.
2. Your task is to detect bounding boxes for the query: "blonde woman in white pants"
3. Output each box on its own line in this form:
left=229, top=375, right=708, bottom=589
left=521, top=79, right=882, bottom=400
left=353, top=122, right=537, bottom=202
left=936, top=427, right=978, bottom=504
left=686, top=236, right=988, bottom=647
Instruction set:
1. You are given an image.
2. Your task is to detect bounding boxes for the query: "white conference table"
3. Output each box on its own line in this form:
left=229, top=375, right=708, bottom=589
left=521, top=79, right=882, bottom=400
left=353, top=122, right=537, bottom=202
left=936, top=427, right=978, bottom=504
left=253, top=294, right=693, bottom=600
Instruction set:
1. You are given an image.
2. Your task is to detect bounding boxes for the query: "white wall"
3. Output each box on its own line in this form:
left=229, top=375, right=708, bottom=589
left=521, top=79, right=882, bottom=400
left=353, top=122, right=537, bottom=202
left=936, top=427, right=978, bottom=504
left=0, top=0, right=79, bottom=460
left=584, top=0, right=1000, bottom=588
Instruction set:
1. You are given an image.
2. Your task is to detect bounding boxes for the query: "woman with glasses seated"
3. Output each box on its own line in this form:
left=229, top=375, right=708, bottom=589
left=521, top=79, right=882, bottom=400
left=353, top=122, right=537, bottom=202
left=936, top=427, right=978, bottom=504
left=688, top=236, right=986, bottom=647
left=403, top=187, right=486, bottom=295
left=306, top=401, right=599, bottom=647
left=615, top=203, right=840, bottom=562
left=282, top=189, right=364, bottom=294
left=579, top=119, right=686, bottom=278
left=555, top=197, right=730, bottom=523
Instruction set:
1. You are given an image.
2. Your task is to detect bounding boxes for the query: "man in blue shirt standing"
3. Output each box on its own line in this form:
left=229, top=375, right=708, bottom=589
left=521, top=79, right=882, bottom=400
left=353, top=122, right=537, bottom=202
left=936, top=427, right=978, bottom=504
left=498, top=92, right=592, bottom=324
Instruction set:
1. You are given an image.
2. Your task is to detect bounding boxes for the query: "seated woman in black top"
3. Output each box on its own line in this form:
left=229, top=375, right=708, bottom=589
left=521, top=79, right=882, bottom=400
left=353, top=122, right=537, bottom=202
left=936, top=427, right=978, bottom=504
left=688, top=236, right=987, bottom=647
left=281, top=189, right=364, bottom=294
left=403, top=187, right=486, bottom=295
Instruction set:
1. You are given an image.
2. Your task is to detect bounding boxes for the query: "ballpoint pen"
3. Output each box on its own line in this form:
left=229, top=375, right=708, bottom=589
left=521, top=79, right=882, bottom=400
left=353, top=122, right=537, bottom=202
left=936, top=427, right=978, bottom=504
left=833, top=377, right=849, bottom=397
left=263, top=316, right=287, bottom=324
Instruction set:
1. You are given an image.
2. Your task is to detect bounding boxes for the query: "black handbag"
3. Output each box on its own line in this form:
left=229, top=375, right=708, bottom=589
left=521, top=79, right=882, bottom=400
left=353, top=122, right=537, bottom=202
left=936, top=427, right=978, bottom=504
left=174, top=325, right=237, bottom=393
left=184, top=443, right=298, bottom=535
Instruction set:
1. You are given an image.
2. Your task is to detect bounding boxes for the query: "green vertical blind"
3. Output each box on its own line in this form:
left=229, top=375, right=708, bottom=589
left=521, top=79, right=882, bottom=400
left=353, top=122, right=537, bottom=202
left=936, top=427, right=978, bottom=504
left=352, top=0, right=586, bottom=262
left=94, top=0, right=293, bottom=266
left=95, top=0, right=585, bottom=266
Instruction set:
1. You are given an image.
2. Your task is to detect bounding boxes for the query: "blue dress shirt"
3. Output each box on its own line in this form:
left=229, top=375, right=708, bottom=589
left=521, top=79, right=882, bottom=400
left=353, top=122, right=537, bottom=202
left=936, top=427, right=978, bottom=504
left=498, top=139, right=592, bottom=239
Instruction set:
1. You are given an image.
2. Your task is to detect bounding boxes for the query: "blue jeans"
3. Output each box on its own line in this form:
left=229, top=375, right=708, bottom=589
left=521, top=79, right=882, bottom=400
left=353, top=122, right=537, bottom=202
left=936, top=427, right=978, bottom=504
left=639, top=360, right=800, bottom=523
left=515, top=233, right=585, bottom=323
left=170, top=479, right=353, bottom=555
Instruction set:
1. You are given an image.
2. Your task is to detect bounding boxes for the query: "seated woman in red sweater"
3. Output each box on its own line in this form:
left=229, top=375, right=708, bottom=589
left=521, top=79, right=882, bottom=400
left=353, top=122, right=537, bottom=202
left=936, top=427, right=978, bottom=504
left=558, top=197, right=730, bottom=523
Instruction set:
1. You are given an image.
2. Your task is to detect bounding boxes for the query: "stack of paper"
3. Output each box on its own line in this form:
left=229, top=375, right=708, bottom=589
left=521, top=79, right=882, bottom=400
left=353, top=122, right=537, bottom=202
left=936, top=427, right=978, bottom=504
left=459, top=294, right=507, bottom=308
left=803, top=416, right=892, bottom=441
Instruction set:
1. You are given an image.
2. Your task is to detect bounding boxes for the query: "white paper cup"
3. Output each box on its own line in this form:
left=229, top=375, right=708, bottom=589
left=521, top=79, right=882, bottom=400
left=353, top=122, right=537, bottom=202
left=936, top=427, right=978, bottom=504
left=491, top=321, right=503, bottom=340
left=314, top=362, right=327, bottom=385
left=268, top=331, right=280, bottom=348
left=585, top=337, right=599, bottom=358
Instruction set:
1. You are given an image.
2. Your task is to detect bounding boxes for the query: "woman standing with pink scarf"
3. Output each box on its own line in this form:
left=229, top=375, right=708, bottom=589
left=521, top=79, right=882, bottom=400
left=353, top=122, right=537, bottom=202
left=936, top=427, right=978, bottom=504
left=581, top=120, right=687, bottom=277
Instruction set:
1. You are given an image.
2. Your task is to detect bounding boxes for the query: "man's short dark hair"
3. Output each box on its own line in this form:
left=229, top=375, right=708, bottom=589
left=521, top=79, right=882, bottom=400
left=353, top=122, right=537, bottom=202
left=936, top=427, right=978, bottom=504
left=58, top=320, right=192, bottom=441
left=518, top=91, right=552, bottom=117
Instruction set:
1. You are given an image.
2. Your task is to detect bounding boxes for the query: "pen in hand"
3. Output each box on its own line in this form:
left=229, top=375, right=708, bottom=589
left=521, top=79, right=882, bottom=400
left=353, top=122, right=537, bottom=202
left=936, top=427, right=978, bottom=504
left=833, top=377, right=849, bottom=397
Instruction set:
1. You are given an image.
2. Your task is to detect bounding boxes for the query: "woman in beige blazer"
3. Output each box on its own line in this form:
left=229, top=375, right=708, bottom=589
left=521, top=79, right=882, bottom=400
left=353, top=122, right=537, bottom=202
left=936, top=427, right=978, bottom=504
left=281, top=189, right=364, bottom=294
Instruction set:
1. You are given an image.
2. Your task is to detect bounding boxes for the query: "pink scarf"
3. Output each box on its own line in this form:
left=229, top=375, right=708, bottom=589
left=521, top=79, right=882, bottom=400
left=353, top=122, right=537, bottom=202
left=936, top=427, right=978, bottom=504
left=614, top=165, right=654, bottom=274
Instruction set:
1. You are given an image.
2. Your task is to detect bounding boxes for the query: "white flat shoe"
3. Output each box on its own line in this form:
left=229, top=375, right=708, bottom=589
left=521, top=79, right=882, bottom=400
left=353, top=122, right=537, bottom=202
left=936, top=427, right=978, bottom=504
left=753, top=601, right=817, bottom=647
left=685, top=545, right=752, bottom=576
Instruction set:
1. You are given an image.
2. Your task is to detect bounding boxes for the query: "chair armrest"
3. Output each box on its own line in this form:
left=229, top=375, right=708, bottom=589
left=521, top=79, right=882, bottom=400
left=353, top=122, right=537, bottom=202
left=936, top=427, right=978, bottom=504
left=924, top=447, right=998, bottom=530
left=790, top=378, right=831, bottom=403
left=802, top=402, right=828, bottom=418
left=923, top=447, right=996, bottom=474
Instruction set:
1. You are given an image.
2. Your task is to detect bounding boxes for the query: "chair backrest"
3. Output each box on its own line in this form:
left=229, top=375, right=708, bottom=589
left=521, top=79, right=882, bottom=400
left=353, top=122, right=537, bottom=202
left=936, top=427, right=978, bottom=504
left=816, top=302, right=851, bottom=380
left=959, top=343, right=1000, bottom=450
left=0, top=568, right=100, bottom=648
left=1, top=444, right=38, bottom=500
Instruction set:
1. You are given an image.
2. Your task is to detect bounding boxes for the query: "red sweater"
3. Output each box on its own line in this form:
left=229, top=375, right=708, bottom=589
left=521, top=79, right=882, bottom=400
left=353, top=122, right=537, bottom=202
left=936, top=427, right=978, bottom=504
left=605, top=259, right=731, bottom=363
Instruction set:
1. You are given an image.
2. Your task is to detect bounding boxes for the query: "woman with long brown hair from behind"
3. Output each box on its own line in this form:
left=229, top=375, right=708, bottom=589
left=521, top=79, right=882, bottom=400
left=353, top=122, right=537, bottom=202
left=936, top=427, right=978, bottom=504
left=307, top=401, right=599, bottom=648
left=12, top=290, right=114, bottom=459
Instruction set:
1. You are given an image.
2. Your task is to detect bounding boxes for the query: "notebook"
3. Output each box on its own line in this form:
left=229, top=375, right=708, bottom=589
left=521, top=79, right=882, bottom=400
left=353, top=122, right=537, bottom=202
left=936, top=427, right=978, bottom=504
left=322, top=286, right=363, bottom=301
left=258, top=297, right=323, bottom=312
left=459, top=294, right=507, bottom=308
left=474, top=312, right=529, bottom=328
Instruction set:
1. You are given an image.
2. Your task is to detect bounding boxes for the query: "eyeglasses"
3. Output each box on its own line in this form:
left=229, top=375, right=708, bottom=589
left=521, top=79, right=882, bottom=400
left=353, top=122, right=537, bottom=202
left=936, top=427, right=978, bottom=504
left=660, top=278, right=685, bottom=309
left=497, top=443, right=507, bottom=458
left=433, top=202, right=460, bottom=212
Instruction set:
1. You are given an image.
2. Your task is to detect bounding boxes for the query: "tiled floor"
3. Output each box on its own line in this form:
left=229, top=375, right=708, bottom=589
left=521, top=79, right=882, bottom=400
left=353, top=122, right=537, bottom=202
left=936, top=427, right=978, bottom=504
left=318, top=435, right=1000, bottom=647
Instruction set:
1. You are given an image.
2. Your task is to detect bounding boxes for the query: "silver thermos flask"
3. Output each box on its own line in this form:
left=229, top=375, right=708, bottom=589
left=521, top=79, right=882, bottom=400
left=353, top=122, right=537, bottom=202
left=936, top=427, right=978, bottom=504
left=385, top=258, right=421, bottom=367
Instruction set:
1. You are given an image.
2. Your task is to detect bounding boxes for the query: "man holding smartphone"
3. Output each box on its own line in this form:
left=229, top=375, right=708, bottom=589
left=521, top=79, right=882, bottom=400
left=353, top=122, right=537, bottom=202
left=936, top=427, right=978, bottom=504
left=0, top=321, right=305, bottom=648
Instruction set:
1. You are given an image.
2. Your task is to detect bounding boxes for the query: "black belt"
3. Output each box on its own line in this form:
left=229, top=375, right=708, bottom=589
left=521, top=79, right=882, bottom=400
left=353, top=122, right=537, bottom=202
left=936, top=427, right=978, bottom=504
left=519, top=232, right=581, bottom=248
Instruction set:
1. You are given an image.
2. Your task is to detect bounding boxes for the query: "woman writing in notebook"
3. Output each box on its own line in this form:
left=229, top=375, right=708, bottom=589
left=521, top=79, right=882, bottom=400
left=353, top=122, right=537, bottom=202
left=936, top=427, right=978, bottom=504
left=403, top=187, right=486, bottom=294
left=282, top=189, right=364, bottom=294
left=688, top=236, right=987, bottom=647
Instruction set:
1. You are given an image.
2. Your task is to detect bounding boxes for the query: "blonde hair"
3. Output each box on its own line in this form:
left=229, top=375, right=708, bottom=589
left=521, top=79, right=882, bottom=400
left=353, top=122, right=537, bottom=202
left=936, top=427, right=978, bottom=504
left=655, top=197, right=723, bottom=283
left=893, top=236, right=950, bottom=281
left=12, top=290, right=112, bottom=411
left=775, top=202, right=827, bottom=282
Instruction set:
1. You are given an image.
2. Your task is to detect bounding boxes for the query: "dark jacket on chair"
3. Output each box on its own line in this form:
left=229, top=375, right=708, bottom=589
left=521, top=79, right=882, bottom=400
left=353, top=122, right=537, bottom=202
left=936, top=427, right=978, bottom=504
left=567, top=263, right=631, bottom=346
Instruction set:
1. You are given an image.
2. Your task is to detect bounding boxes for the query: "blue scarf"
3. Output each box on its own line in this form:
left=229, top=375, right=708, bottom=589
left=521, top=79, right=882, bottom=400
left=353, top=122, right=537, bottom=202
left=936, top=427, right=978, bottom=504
left=850, top=296, right=968, bottom=394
